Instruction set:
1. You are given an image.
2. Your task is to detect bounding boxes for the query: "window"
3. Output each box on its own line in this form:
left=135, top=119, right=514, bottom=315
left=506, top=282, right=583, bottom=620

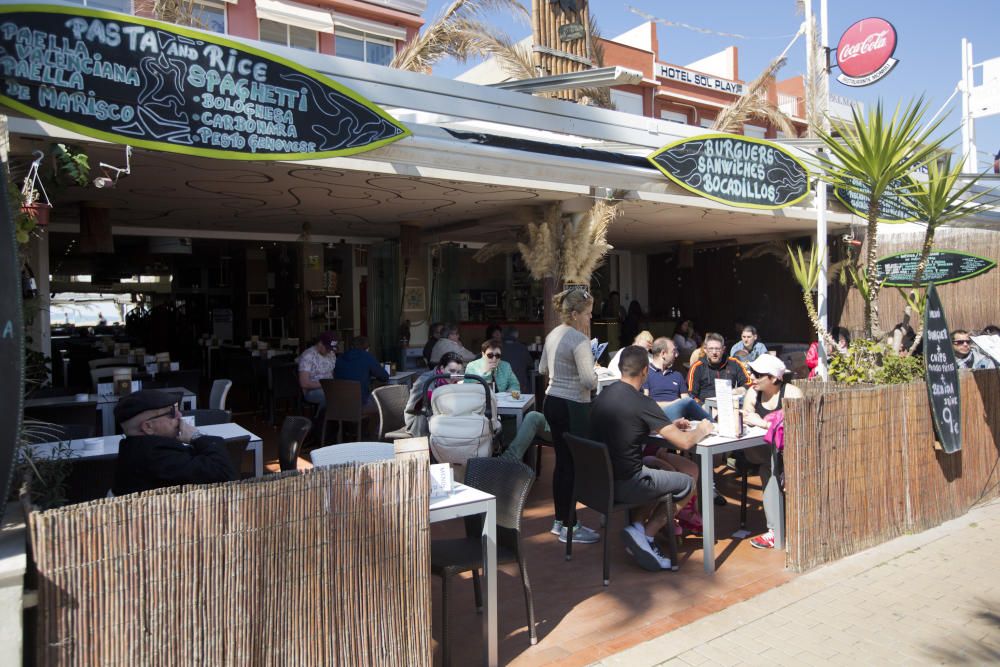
left=610, top=90, right=644, bottom=116
left=660, top=109, right=688, bottom=124
left=260, top=18, right=318, bottom=51
left=335, top=27, right=395, bottom=66
left=190, top=1, right=226, bottom=33
left=72, top=0, right=131, bottom=11
left=743, top=124, right=767, bottom=139
left=699, top=117, right=715, bottom=128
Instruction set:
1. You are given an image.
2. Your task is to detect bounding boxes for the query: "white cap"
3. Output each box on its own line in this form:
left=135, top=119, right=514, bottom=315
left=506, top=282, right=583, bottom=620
left=748, top=354, right=786, bottom=378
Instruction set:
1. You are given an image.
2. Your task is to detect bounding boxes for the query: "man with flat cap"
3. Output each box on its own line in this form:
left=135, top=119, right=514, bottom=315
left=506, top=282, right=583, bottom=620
left=112, top=389, right=237, bottom=495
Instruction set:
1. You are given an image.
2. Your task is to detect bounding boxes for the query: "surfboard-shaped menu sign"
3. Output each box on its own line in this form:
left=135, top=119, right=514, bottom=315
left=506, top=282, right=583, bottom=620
left=834, top=175, right=918, bottom=223
left=0, top=5, right=409, bottom=160
left=876, top=250, right=996, bottom=286
left=647, top=134, right=810, bottom=210
left=923, top=283, right=961, bottom=454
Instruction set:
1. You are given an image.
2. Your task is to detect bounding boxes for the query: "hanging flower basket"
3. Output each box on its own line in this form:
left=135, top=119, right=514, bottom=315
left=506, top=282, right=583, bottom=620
left=21, top=202, right=51, bottom=226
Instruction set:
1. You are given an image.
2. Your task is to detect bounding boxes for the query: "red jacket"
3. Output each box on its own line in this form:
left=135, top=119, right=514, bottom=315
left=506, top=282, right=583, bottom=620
left=806, top=341, right=820, bottom=379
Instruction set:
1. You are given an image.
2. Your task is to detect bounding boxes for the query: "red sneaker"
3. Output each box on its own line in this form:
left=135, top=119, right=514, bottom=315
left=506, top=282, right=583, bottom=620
left=750, top=529, right=775, bottom=549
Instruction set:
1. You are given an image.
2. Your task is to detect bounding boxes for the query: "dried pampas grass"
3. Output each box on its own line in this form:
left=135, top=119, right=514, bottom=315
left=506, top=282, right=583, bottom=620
left=517, top=204, right=563, bottom=280
left=564, top=199, right=618, bottom=283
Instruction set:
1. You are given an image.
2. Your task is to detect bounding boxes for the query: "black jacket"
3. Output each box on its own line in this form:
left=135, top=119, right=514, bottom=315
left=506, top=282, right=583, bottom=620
left=687, top=356, right=750, bottom=402
left=113, top=433, right=237, bottom=495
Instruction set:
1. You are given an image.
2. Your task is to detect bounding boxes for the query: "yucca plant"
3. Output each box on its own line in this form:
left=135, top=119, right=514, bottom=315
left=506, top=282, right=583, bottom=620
left=787, top=243, right=839, bottom=352
left=814, top=97, right=951, bottom=339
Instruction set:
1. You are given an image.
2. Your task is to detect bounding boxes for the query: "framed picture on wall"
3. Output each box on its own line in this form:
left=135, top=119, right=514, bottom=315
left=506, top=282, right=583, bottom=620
left=403, top=286, right=425, bottom=312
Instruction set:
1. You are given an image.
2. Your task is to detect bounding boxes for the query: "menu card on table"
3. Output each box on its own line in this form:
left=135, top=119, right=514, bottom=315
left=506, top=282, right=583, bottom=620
left=714, top=379, right=740, bottom=438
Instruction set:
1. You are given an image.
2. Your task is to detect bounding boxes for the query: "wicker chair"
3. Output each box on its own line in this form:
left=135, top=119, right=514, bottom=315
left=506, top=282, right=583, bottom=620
left=431, top=457, right=537, bottom=666
left=371, top=384, right=411, bottom=442
left=564, top=434, right=679, bottom=585
left=309, top=442, right=395, bottom=467
left=278, top=416, right=312, bottom=471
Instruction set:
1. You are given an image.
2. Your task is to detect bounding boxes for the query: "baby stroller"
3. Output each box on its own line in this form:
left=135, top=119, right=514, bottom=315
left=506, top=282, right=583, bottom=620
left=420, top=373, right=501, bottom=481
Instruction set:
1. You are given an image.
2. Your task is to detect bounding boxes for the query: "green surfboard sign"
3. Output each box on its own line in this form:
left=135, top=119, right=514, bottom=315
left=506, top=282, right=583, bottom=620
left=876, top=250, right=996, bottom=286
left=647, top=134, right=810, bottom=210
left=0, top=5, right=409, bottom=160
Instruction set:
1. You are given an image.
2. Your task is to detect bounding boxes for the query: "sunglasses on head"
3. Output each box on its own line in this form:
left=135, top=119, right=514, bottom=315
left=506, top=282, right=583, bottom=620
left=485, top=352, right=502, bottom=359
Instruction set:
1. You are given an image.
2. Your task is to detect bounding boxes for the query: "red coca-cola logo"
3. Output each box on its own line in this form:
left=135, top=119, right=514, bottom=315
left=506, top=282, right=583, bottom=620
left=836, top=18, right=897, bottom=78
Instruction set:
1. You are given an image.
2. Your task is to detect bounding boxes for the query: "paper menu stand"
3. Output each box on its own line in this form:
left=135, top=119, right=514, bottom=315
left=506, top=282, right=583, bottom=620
left=430, top=463, right=454, bottom=498
left=714, top=379, right=740, bottom=438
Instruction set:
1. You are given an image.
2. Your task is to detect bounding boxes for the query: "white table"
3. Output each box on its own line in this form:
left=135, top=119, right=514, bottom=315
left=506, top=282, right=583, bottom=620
left=595, top=371, right=619, bottom=395
left=429, top=483, right=497, bottom=666
left=388, top=370, right=419, bottom=387
left=96, top=387, right=197, bottom=436
left=695, top=427, right=778, bottom=573
left=495, top=392, right=535, bottom=429
left=25, top=422, right=264, bottom=478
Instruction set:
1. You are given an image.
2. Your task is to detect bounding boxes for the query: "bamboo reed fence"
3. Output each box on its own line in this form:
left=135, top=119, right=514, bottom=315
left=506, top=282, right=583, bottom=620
left=28, top=458, right=431, bottom=666
left=839, top=227, right=1000, bottom=334
left=784, top=370, right=1000, bottom=571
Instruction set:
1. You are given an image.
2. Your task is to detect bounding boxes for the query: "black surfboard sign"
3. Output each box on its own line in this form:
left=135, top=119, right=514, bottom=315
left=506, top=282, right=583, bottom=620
left=834, top=174, right=919, bottom=223
left=0, top=5, right=409, bottom=160
left=923, top=283, right=962, bottom=454
left=648, top=134, right=810, bottom=210
left=876, top=250, right=996, bottom=286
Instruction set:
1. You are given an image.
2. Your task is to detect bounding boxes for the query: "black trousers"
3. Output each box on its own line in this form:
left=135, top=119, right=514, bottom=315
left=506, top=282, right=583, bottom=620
left=543, top=395, right=591, bottom=524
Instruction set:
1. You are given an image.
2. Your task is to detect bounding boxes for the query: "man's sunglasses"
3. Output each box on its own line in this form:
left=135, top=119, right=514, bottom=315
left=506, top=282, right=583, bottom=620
left=146, top=405, right=179, bottom=422
left=952, top=339, right=972, bottom=346
left=485, top=353, right=502, bottom=360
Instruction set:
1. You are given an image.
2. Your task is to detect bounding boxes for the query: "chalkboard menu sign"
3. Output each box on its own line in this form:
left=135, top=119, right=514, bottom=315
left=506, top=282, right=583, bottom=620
left=923, top=283, right=961, bottom=454
left=0, top=6, right=409, bottom=160
left=834, top=175, right=918, bottom=223
left=876, top=250, right=996, bottom=287
left=0, top=161, right=24, bottom=504
left=647, top=134, right=810, bottom=210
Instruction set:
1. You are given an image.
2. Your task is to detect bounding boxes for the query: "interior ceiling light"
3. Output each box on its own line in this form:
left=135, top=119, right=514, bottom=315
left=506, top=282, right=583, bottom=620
left=93, top=145, right=132, bottom=189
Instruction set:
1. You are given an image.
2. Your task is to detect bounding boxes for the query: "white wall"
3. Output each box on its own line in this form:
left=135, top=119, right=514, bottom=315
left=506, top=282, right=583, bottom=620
left=685, top=46, right=736, bottom=79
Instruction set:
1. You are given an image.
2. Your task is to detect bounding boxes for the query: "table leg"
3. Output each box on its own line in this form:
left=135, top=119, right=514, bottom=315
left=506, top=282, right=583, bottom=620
left=184, top=395, right=197, bottom=410
left=101, top=405, right=114, bottom=436
left=700, top=449, right=716, bottom=573
left=251, top=441, right=263, bottom=477
left=482, top=498, right=497, bottom=667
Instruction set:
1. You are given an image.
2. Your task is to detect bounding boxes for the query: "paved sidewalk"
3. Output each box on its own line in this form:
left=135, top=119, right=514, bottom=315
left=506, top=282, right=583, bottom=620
left=596, top=499, right=1000, bottom=666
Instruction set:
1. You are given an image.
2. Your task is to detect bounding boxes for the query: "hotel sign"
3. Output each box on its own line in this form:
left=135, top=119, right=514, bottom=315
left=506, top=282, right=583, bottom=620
left=648, top=134, right=810, bottom=210
left=655, top=63, right=745, bottom=95
left=0, top=5, right=410, bottom=160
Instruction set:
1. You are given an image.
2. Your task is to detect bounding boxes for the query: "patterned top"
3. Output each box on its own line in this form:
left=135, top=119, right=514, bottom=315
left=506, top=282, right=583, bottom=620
left=465, top=358, right=520, bottom=392
left=298, top=345, right=336, bottom=383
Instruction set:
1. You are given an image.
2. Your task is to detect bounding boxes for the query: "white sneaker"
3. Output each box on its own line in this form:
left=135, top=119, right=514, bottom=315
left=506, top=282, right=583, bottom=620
left=559, top=522, right=600, bottom=544
left=622, top=525, right=660, bottom=572
left=647, top=539, right=674, bottom=570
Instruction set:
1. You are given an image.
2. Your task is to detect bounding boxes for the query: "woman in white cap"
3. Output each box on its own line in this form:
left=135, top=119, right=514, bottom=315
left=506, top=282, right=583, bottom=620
left=740, top=354, right=802, bottom=549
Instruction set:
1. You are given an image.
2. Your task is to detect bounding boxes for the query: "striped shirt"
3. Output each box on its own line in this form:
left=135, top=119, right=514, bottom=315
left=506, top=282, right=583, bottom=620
left=540, top=324, right=598, bottom=403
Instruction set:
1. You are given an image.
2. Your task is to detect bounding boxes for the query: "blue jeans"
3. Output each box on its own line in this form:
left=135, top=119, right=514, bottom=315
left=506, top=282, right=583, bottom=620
left=663, top=396, right=713, bottom=422
left=303, top=387, right=325, bottom=410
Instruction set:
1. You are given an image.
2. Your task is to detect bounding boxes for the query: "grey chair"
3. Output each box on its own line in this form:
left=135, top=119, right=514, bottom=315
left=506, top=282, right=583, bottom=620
left=431, top=457, right=537, bottom=666
left=309, top=442, right=394, bottom=467
left=209, top=379, right=232, bottom=411
left=183, top=409, right=232, bottom=426
left=319, top=379, right=375, bottom=445
left=564, top=433, right=679, bottom=585
left=371, top=384, right=411, bottom=441
left=278, top=416, right=312, bottom=471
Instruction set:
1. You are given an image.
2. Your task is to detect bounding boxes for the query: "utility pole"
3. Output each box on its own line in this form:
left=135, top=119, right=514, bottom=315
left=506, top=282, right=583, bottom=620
left=960, top=38, right=977, bottom=173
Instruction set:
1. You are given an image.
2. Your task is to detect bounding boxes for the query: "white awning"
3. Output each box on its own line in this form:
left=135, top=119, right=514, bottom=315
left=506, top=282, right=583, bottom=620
left=332, top=12, right=406, bottom=42
left=255, top=0, right=334, bottom=32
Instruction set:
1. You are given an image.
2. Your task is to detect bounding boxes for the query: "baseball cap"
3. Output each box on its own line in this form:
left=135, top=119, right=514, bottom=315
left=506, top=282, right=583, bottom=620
left=748, top=354, right=786, bottom=378
left=114, top=389, right=183, bottom=425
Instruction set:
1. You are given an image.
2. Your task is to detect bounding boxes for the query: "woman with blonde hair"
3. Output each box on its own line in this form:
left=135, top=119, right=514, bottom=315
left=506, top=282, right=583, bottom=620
left=540, top=286, right=600, bottom=544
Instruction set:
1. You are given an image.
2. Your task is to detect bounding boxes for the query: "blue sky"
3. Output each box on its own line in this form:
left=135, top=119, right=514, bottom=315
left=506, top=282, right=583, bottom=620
left=426, top=0, right=1000, bottom=170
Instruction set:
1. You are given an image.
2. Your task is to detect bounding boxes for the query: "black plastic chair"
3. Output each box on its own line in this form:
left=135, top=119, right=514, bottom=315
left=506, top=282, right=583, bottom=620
left=278, top=416, right=312, bottom=471
left=183, top=408, right=232, bottom=426
left=268, top=362, right=302, bottom=424
left=563, top=433, right=679, bottom=585
left=223, top=435, right=252, bottom=479
left=371, top=384, right=410, bottom=441
left=431, top=457, right=537, bottom=666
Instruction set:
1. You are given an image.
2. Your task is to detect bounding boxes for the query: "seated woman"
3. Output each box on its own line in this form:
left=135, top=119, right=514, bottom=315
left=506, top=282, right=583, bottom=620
left=464, top=339, right=519, bottom=392
left=806, top=327, right=850, bottom=378
left=740, top=355, right=803, bottom=549
left=404, top=352, right=466, bottom=437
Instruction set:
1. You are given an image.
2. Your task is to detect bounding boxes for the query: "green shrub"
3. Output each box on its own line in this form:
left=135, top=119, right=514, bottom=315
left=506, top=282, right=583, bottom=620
left=828, top=339, right=924, bottom=385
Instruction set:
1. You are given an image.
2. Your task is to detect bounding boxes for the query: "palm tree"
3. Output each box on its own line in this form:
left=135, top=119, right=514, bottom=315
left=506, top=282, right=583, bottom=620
left=712, top=57, right=796, bottom=137
left=814, top=97, right=950, bottom=339
left=902, top=156, right=994, bottom=353
left=390, top=0, right=530, bottom=74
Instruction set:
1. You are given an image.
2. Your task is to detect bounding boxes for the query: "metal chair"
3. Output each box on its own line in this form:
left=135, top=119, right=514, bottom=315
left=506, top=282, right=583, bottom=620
left=209, top=379, right=232, bottom=411
left=564, top=433, right=679, bottom=585
left=319, top=379, right=375, bottom=445
left=183, top=409, right=232, bottom=426
left=371, top=384, right=411, bottom=442
left=278, top=416, right=312, bottom=471
left=309, top=442, right=394, bottom=467
left=223, top=435, right=252, bottom=479
left=431, top=457, right=537, bottom=666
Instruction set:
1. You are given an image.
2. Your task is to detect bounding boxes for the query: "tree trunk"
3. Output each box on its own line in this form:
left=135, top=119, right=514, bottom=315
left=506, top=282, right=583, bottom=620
left=906, top=223, right=939, bottom=355
left=863, top=201, right=881, bottom=340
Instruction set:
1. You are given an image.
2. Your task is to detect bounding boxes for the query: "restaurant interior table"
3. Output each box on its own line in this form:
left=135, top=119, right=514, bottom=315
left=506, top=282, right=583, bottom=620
left=495, top=392, right=535, bottom=429
left=25, top=422, right=264, bottom=478
left=429, top=482, right=497, bottom=667
left=387, top=369, right=419, bottom=387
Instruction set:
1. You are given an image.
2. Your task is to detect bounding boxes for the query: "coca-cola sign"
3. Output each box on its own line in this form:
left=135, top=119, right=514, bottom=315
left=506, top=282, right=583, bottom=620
left=836, top=17, right=899, bottom=87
